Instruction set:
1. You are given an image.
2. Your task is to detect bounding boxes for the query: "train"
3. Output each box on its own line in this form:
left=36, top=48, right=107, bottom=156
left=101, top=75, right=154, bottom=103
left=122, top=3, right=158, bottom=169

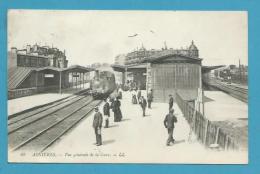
left=214, top=66, right=248, bottom=85
left=89, top=70, right=117, bottom=99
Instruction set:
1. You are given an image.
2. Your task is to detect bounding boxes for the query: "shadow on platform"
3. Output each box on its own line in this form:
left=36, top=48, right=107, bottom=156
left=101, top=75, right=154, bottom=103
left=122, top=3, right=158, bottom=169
left=143, top=114, right=151, bottom=117
left=203, top=96, right=215, bottom=103
left=174, top=139, right=186, bottom=145
left=103, top=139, right=115, bottom=145
left=121, top=118, right=131, bottom=122
left=107, top=124, right=119, bottom=128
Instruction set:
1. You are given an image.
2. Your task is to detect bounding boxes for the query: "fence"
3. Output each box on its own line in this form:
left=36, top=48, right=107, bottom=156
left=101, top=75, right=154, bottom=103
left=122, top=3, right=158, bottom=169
left=8, top=87, right=38, bottom=99
left=176, top=93, right=239, bottom=150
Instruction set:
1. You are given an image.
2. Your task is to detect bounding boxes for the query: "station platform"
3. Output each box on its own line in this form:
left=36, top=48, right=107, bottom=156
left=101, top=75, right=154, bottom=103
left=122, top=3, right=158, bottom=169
left=33, top=90, right=247, bottom=164
left=204, top=91, right=248, bottom=121
left=203, top=90, right=248, bottom=149
left=8, top=83, right=90, bottom=116
left=8, top=93, right=71, bottom=116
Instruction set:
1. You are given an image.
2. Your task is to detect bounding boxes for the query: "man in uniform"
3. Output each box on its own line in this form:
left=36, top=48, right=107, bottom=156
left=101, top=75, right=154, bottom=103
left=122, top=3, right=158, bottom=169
left=147, top=89, right=153, bottom=109
left=93, top=107, right=103, bottom=146
left=169, top=94, right=174, bottom=111
left=164, top=108, right=177, bottom=146
left=103, top=98, right=110, bottom=128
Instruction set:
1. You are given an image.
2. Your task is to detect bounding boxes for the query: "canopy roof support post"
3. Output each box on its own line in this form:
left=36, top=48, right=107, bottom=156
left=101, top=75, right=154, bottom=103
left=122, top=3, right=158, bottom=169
left=59, top=70, right=62, bottom=94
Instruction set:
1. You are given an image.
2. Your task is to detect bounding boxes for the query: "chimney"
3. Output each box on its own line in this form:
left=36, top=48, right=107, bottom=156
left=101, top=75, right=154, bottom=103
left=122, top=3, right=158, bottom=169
left=33, top=44, right=38, bottom=52
left=26, top=45, right=31, bottom=54
left=11, top=47, right=17, bottom=54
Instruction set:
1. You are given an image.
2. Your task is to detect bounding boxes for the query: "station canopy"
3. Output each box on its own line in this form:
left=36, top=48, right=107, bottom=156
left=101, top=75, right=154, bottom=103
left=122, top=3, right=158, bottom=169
left=62, top=65, right=94, bottom=73
left=35, top=65, right=94, bottom=73
left=141, top=53, right=202, bottom=64
left=111, top=63, right=147, bottom=72
left=202, top=65, right=225, bottom=73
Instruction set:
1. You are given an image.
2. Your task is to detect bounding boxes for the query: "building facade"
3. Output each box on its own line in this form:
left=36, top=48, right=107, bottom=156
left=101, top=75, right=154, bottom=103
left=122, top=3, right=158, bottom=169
left=112, top=41, right=202, bottom=102
left=145, top=54, right=202, bottom=102
left=123, top=41, right=199, bottom=65
left=9, top=44, right=68, bottom=69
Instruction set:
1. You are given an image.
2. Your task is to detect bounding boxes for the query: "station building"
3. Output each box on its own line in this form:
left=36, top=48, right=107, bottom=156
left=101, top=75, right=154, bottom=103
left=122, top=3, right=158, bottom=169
left=112, top=41, right=202, bottom=102
left=8, top=44, right=93, bottom=99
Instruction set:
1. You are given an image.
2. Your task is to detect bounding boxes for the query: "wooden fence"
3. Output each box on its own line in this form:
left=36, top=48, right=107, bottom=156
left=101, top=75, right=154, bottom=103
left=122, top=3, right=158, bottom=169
left=8, top=87, right=38, bottom=99
left=176, top=93, right=239, bottom=150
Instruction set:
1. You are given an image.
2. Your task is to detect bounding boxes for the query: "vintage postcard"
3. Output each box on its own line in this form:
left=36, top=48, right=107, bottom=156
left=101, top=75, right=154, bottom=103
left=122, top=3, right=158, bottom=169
left=7, top=10, right=248, bottom=163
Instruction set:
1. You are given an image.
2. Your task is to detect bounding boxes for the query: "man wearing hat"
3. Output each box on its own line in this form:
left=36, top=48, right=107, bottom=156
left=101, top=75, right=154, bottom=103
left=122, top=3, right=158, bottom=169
left=147, top=88, right=153, bottom=109
left=169, top=94, right=174, bottom=111
left=93, top=106, right=103, bottom=146
left=103, top=98, right=110, bottom=128
left=164, top=108, right=177, bottom=146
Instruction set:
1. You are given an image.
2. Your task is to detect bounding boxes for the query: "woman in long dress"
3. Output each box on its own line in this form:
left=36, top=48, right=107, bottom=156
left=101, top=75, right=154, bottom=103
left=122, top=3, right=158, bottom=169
left=113, top=97, right=122, bottom=122
left=118, top=87, right=123, bottom=99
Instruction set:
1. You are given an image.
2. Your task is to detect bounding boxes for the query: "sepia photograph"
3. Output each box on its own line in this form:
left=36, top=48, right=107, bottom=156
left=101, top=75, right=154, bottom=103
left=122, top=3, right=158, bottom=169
left=7, top=10, right=248, bottom=164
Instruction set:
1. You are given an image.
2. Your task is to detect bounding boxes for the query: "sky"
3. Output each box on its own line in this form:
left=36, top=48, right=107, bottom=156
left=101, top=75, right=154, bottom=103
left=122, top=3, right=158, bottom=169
left=8, top=10, right=248, bottom=66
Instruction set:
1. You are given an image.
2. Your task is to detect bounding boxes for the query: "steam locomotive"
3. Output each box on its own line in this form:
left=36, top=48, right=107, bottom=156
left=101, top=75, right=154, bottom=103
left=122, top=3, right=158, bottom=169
left=90, top=70, right=116, bottom=99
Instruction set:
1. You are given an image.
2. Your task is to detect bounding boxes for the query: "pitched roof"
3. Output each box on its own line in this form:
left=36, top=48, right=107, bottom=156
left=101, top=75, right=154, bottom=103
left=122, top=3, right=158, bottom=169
left=8, top=67, right=35, bottom=89
left=63, top=65, right=94, bottom=73
left=141, top=53, right=202, bottom=63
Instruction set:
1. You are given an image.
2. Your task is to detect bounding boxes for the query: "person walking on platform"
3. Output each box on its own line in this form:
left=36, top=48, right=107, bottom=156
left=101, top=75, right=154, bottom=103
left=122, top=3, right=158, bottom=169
left=103, top=98, right=110, bottom=128
left=113, top=97, right=123, bottom=122
left=132, top=89, right=138, bottom=104
left=137, top=88, right=141, bottom=103
left=139, top=96, right=147, bottom=117
left=147, top=89, right=153, bottom=109
left=118, top=87, right=123, bottom=99
left=169, top=94, right=174, bottom=111
left=93, top=107, right=103, bottom=146
left=110, top=98, right=116, bottom=122
left=164, top=108, right=177, bottom=146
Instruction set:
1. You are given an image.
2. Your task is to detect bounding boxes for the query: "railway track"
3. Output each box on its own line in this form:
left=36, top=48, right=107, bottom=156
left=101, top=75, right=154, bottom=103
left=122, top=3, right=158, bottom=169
left=8, top=90, right=90, bottom=130
left=8, top=89, right=90, bottom=120
left=206, top=79, right=248, bottom=103
left=8, top=92, right=102, bottom=152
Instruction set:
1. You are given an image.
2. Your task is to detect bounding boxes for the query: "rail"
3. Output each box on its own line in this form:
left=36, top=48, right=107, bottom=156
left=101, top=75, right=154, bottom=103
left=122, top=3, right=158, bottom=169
left=176, top=93, right=239, bottom=150
left=203, top=77, right=248, bottom=103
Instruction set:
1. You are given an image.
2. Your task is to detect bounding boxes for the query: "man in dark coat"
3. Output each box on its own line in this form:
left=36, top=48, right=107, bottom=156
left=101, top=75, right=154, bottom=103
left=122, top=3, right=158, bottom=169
left=147, top=89, right=153, bottom=109
left=169, top=94, right=174, bottom=111
left=103, top=98, right=110, bottom=128
left=164, top=109, right=177, bottom=146
left=93, top=107, right=103, bottom=146
left=110, top=98, right=117, bottom=122
left=140, top=96, right=147, bottom=117
left=137, top=88, right=141, bottom=103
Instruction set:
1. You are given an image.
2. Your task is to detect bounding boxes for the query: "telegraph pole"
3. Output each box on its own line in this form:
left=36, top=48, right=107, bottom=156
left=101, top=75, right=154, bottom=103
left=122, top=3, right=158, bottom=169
left=239, top=59, right=242, bottom=84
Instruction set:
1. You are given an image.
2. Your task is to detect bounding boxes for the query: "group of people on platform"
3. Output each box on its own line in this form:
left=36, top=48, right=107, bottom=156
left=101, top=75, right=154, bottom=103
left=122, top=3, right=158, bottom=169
left=130, top=89, right=178, bottom=146
left=131, top=88, right=153, bottom=117
left=92, top=87, right=123, bottom=146
left=93, top=86, right=178, bottom=147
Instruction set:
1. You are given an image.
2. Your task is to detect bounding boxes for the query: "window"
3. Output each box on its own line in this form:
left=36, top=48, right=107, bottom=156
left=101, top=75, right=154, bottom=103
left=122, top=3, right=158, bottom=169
left=25, top=57, right=30, bottom=66
left=31, top=58, right=37, bottom=67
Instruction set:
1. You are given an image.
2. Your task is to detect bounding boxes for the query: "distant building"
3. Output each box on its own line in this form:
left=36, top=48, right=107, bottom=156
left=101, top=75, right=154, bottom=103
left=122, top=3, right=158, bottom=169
left=122, top=41, right=199, bottom=65
left=114, top=54, right=126, bottom=65
left=8, top=44, right=69, bottom=92
left=8, top=44, right=68, bottom=69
